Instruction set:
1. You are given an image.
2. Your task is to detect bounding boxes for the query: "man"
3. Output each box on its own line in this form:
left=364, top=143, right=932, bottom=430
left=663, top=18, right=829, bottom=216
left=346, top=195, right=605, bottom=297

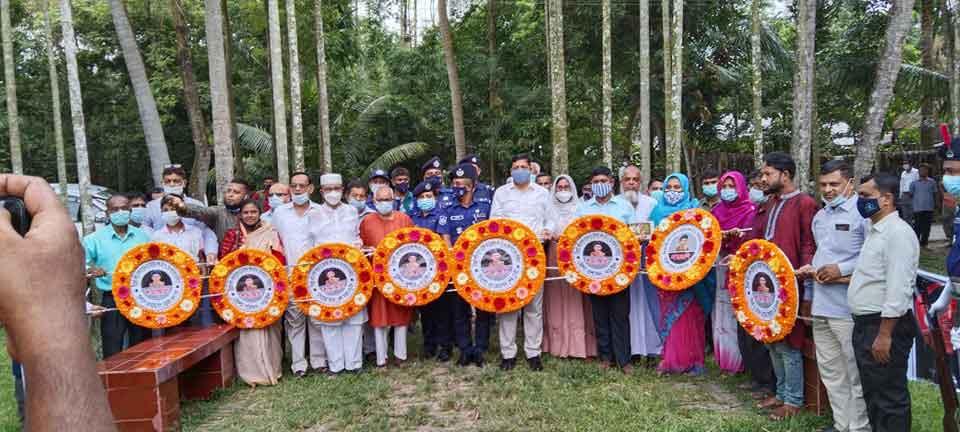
left=581, top=182, right=593, bottom=200
left=423, top=156, right=457, bottom=210
left=391, top=167, right=415, bottom=212
left=458, top=154, right=494, bottom=205
left=900, top=159, right=919, bottom=226
left=408, top=181, right=451, bottom=361
left=910, top=164, right=938, bottom=248
left=576, top=167, right=635, bottom=374
left=944, top=141, right=960, bottom=269
left=152, top=195, right=208, bottom=262
left=178, top=178, right=251, bottom=241
left=536, top=173, right=553, bottom=190
left=755, top=151, right=818, bottom=420
left=800, top=160, right=870, bottom=432
left=748, top=170, right=768, bottom=205
left=490, top=154, right=554, bottom=371
left=438, top=163, right=493, bottom=367
left=647, top=179, right=663, bottom=198
left=700, top=168, right=721, bottom=210
left=128, top=193, right=152, bottom=236
left=367, top=169, right=391, bottom=207
left=83, top=194, right=152, bottom=358
left=942, top=182, right=956, bottom=244
left=310, top=173, right=365, bottom=374
left=143, top=165, right=219, bottom=255
left=346, top=180, right=372, bottom=217
left=848, top=172, right=919, bottom=431
left=251, top=176, right=276, bottom=212
left=260, top=182, right=291, bottom=224
left=271, top=172, right=328, bottom=376
left=620, top=165, right=661, bottom=364
left=149, top=186, right=164, bottom=202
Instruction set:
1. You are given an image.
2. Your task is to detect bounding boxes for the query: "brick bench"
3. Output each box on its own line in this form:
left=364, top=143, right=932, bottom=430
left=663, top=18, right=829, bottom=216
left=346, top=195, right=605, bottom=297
left=97, top=324, right=240, bottom=431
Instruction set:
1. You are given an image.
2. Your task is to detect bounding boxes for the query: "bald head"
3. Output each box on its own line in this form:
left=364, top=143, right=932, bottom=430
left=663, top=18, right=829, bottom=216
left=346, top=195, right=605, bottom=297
left=268, top=182, right=291, bottom=205
left=374, top=185, right=395, bottom=201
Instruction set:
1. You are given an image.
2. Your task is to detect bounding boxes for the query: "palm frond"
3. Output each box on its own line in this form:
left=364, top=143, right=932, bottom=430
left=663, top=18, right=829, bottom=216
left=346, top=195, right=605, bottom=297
left=895, top=64, right=948, bottom=100
left=236, top=123, right=273, bottom=154
left=362, top=142, right=431, bottom=177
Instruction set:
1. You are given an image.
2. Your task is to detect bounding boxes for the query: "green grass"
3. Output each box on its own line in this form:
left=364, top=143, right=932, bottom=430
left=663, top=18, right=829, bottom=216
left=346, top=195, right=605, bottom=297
left=920, top=246, right=948, bottom=274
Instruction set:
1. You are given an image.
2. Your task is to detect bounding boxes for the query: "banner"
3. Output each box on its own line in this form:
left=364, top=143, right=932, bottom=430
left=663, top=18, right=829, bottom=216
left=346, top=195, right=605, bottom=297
left=111, top=242, right=202, bottom=329
left=556, top=215, right=641, bottom=295
left=209, top=249, right=289, bottom=328
left=291, top=243, right=374, bottom=323
left=372, top=227, right=452, bottom=306
left=728, top=239, right=799, bottom=343
left=647, top=208, right=721, bottom=291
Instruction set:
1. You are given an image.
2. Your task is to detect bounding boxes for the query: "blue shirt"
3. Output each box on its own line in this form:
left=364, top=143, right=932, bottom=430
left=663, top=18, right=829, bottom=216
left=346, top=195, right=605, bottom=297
left=409, top=208, right=442, bottom=233
left=473, top=182, right=494, bottom=205
left=811, top=196, right=868, bottom=318
left=948, top=206, right=960, bottom=276
left=437, top=187, right=458, bottom=210
left=437, top=200, right=491, bottom=243
left=575, top=196, right=635, bottom=224
left=83, top=225, right=152, bottom=292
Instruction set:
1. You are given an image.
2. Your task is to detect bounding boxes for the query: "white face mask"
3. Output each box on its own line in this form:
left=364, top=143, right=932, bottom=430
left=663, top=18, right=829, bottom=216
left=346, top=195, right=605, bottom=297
left=323, top=191, right=342, bottom=206
left=375, top=201, right=393, bottom=215
left=555, top=191, right=574, bottom=203
left=292, top=192, right=310, bottom=206
left=163, top=185, right=184, bottom=196
left=161, top=210, right=180, bottom=226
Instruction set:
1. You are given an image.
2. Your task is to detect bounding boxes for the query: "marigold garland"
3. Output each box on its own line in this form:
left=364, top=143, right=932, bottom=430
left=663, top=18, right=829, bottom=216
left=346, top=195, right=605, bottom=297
left=111, top=242, right=202, bottom=329
left=452, top=219, right=546, bottom=313
left=291, top=243, right=374, bottom=323
left=372, top=227, right=452, bottom=307
left=647, top=208, right=722, bottom=291
left=556, top=215, right=641, bottom=295
left=209, top=249, right=289, bottom=329
left=727, top=239, right=799, bottom=343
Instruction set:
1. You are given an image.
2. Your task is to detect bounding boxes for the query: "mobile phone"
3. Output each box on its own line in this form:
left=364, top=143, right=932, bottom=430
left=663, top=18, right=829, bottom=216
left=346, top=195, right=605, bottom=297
left=0, top=197, right=31, bottom=236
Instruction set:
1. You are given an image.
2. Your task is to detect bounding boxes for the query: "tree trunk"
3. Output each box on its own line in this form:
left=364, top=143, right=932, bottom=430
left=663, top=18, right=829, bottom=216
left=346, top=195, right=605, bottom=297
left=108, top=0, right=171, bottom=185
left=638, top=0, right=651, bottom=183
left=316, top=0, right=332, bottom=172
left=205, top=0, right=234, bottom=203
left=751, top=0, right=763, bottom=169
left=413, top=0, right=418, bottom=46
left=171, top=0, right=211, bottom=201
left=61, top=0, right=94, bottom=234
left=547, top=0, right=569, bottom=173
left=601, top=0, right=613, bottom=168
left=920, top=0, right=935, bottom=151
left=438, top=0, right=467, bottom=161
left=791, top=0, right=815, bottom=191
left=855, top=0, right=917, bottom=179
left=222, top=0, right=242, bottom=181
left=953, top=5, right=960, bottom=136
left=488, top=0, right=499, bottom=116
left=267, top=0, right=289, bottom=182
left=1, top=0, right=20, bottom=174
left=43, top=0, right=68, bottom=203
left=667, top=0, right=682, bottom=173
left=401, top=0, right=409, bottom=47
left=662, top=0, right=672, bottom=171
left=287, top=0, right=304, bottom=172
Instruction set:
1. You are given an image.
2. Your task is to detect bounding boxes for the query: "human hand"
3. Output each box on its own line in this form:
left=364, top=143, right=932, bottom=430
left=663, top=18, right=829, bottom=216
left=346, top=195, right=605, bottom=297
left=815, top=264, right=842, bottom=284
left=872, top=332, right=893, bottom=364
left=795, top=265, right=815, bottom=278
left=87, top=266, right=106, bottom=278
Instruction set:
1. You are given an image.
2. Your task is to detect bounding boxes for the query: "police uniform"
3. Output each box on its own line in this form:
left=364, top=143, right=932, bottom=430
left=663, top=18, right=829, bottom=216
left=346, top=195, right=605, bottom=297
left=458, top=154, right=494, bottom=205
left=421, top=156, right=458, bottom=210
left=436, top=164, right=495, bottom=365
left=940, top=142, right=960, bottom=279
left=406, top=181, right=447, bottom=358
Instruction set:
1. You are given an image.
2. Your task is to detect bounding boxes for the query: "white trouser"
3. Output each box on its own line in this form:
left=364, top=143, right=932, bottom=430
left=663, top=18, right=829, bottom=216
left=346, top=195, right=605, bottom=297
left=814, top=317, right=870, bottom=432
left=284, top=304, right=327, bottom=372
left=320, top=323, right=364, bottom=373
left=374, top=326, right=408, bottom=366
left=499, top=290, right=544, bottom=360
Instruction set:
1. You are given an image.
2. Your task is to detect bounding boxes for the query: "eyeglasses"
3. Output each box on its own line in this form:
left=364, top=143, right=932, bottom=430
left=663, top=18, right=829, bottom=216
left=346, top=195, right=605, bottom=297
left=164, top=164, right=183, bottom=169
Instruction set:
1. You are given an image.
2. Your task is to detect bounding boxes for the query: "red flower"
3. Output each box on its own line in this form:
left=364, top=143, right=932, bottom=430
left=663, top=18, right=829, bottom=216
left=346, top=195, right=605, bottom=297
left=478, top=227, right=487, bottom=234
left=359, top=271, right=371, bottom=283
left=530, top=259, right=539, bottom=267
left=703, top=241, right=714, bottom=253
left=238, top=253, right=249, bottom=265
left=625, top=251, right=637, bottom=263
left=460, top=241, right=470, bottom=250
left=424, top=234, right=433, bottom=242
left=625, top=265, right=634, bottom=273
left=321, top=248, right=332, bottom=258
left=374, top=264, right=384, bottom=274
left=504, top=226, right=513, bottom=234
left=672, top=213, right=682, bottom=221
left=493, top=298, right=506, bottom=310
left=747, top=242, right=761, bottom=256
left=397, top=233, right=406, bottom=241
left=117, top=286, right=130, bottom=299
left=590, top=218, right=603, bottom=230
left=254, top=257, right=263, bottom=265
left=578, top=222, right=587, bottom=229
left=147, top=244, right=160, bottom=257
left=438, top=262, right=448, bottom=272
left=489, top=221, right=500, bottom=233
left=694, top=214, right=703, bottom=222
left=559, top=250, right=571, bottom=262
left=526, top=247, right=537, bottom=258
left=409, top=230, right=421, bottom=242
left=455, top=251, right=466, bottom=262
left=294, top=285, right=308, bottom=297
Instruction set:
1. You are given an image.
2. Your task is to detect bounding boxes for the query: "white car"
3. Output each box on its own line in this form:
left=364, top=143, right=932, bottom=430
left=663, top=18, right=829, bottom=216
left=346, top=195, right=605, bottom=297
left=50, top=183, right=112, bottom=237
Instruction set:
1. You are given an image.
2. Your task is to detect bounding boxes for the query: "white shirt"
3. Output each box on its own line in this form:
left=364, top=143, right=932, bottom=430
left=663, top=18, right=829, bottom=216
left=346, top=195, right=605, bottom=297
left=144, top=196, right=219, bottom=253
left=490, top=182, right=554, bottom=235
left=272, top=201, right=323, bottom=265
left=900, top=168, right=919, bottom=197
left=308, top=203, right=361, bottom=247
left=152, top=223, right=206, bottom=260
left=811, top=195, right=868, bottom=318
left=628, top=193, right=658, bottom=222
left=848, top=212, right=919, bottom=318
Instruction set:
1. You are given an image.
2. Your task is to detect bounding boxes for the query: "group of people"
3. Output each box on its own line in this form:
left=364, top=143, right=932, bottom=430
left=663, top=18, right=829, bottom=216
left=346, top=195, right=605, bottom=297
left=81, top=146, right=953, bottom=432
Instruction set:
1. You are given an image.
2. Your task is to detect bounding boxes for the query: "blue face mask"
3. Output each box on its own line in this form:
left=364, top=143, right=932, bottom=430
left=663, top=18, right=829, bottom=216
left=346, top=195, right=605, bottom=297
left=944, top=175, right=960, bottom=197
left=664, top=190, right=684, bottom=205
left=857, top=197, right=881, bottom=219
left=749, top=187, right=766, bottom=204
left=426, top=176, right=443, bottom=188
left=511, top=169, right=531, bottom=185
left=130, top=207, right=146, bottom=224
left=417, top=198, right=436, bottom=212
left=375, top=201, right=394, bottom=215
left=702, top=184, right=718, bottom=198
left=395, top=182, right=410, bottom=194
left=452, top=187, right=467, bottom=199
left=720, top=188, right=738, bottom=203
left=650, top=190, right=664, bottom=202
left=591, top=182, right=612, bottom=198
left=268, top=195, right=285, bottom=209
left=824, top=180, right=853, bottom=209
left=110, top=210, right=131, bottom=227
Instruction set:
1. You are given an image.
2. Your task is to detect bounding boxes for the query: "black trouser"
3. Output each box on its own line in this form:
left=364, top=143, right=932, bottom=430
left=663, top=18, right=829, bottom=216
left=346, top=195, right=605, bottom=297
left=452, top=293, right=493, bottom=356
left=589, top=289, right=631, bottom=367
left=914, top=210, right=933, bottom=247
left=100, top=292, right=151, bottom=358
left=12, top=361, right=24, bottom=424
left=853, top=312, right=917, bottom=432
left=422, top=289, right=455, bottom=353
left=737, top=325, right=776, bottom=393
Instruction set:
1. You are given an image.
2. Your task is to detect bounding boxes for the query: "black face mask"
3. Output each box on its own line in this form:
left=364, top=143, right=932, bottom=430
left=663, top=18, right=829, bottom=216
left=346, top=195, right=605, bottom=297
left=226, top=202, right=242, bottom=214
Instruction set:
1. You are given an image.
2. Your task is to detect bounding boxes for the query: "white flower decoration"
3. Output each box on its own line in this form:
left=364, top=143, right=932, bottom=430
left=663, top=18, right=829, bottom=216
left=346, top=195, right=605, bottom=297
left=526, top=267, right=539, bottom=280
left=457, top=272, right=469, bottom=285
left=699, top=217, right=713, bottom=230
left=130, top=306, right=143, bottom=319
left=308, top=305, right=322, bottom=317
left=770, top=321, right=782, bottom=334
left=428, top=283, right=442, bottom=294
left=564, top=271, right=579, bottom=283
left=615, top=273, right=630, bottom=286
left=222, top=309, right=234, bottom=321
left=657, top=219, right=671, bottom=232
left=354, top=293, right=367, bottom=306
left=268, top=306, right=281, bottom=316
left=179, top=299, right=194, bottom=312
left=382, top=283, right=395, bottom=295
left=736, top=311, right=747, bottom=323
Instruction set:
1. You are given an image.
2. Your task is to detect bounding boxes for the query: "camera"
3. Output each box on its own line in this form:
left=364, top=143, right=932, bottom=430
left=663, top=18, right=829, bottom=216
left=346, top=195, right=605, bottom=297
left=0, top=197, right=31, bottom=236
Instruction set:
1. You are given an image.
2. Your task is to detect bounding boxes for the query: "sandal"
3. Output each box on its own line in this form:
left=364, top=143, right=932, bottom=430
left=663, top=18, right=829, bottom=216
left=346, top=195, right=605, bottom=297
left=769, top=404, right=801, bottom=421
left=756, top=396, right=783, bottom=410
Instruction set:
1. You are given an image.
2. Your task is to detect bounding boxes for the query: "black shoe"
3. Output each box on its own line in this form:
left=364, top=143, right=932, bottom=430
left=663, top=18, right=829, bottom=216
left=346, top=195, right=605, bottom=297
left=500, top=357, right=516, bottom=371
left=293, top=370, right=307, bottom=378
left=527, top=356, right=543, bottom=371
left=423, top=347, right=437, bottom=359
left=473, top=351, right=485, bottom=368
left=437, top=349, right=451, bottom=363
left=457, top=352, right=471, bottom=367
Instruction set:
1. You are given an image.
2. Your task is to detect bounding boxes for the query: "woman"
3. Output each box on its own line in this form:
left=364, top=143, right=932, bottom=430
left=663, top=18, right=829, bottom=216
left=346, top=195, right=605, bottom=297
left=711, top=171, right=756, bottom=374
left=542, top=175, right=597, bottom=359
left=649, top=173, right=707, bottom=375
left=219, top=199, right=285, bottom=387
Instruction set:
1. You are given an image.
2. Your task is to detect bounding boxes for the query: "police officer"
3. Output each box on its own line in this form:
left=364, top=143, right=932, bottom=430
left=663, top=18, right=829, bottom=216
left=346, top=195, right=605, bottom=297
left=407, top=181, right=450, bottom=361
left=422, top=156, right=457, bottom=210
left=458, top=154, right=495, bottom=205
left=941, top=140, right=960, bottom=279
left=438, top=163, right=494, bottom=367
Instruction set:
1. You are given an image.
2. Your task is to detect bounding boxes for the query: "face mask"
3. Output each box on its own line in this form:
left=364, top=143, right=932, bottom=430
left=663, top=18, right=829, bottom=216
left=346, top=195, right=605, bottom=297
left=110, top=210, right=130, bottom=227
left=375, top=201, right=393, bottom=215
left=749, top=188, right=767, bottom=204
left=323, top=191, right=342, bottom=206
left=130, top=207, right=146, bottom=225
left=903, top=164, right=911, bottom=171
left=268, top=195, right=285, bottom=209
left=857, top=197, right=881, bottom=219
left=161, top=210, right=180, bottom=226
left=452, top=186, right=467, bottom=199
left=349, top=198, right=366, bottom=212
left=650, top=190, right=664, bottom=202
left=824, top=180, right=853, bottom=208
left=395, top=183, right=410, bottom=194
left=511, top=169, right=531, bottom=185
left=162, top=185, right=184, bottom=196
left=292, top=192, right=310, bottom=206
left=623, top=190, right=639, bottom=205
left=702, top=184, right=718, bottom=198
left=417, top=198, right=436, bottom=211
left=664, top=190, right=684, bottom=205
left=555, top=191, right=574, bottom=203
left=426, top=176, right=442, bottom=187
left=226, top=202, right=241, bottom=214
left=720, top=188, right=738, bottom=203
left=944, top=175, right=960, bottom=197
left=591, top=182, right=612, bottom=198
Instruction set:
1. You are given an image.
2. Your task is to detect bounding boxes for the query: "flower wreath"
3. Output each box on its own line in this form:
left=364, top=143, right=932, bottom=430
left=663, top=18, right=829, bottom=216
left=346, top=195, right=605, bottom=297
left=727, top=239, right=799, bottom=343
left=291, top=243, right=374, bottom=323
left=646, top=208, right=722, bottom=291
left=452, top=219, right=546, bottom=313
left=372, top=227, right=452, bottom=307
left=208, top=249, right=289, bottom=329
left=111, top=242, right=202, bottom=329
left=556, top=215, right=641, bottom=295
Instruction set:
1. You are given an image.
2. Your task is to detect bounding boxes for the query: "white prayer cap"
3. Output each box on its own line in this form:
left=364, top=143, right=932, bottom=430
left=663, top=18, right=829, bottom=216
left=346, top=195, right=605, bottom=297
left=320, top=173, right=342, bottom=186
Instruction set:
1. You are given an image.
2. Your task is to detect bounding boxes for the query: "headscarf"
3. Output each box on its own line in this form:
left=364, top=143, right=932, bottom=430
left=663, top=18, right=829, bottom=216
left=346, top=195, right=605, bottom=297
left=712, top=171, right=756, bottom=231
left=649, top=173, right=700, bottom=224
left=550, top=174, right=581, bottom=227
